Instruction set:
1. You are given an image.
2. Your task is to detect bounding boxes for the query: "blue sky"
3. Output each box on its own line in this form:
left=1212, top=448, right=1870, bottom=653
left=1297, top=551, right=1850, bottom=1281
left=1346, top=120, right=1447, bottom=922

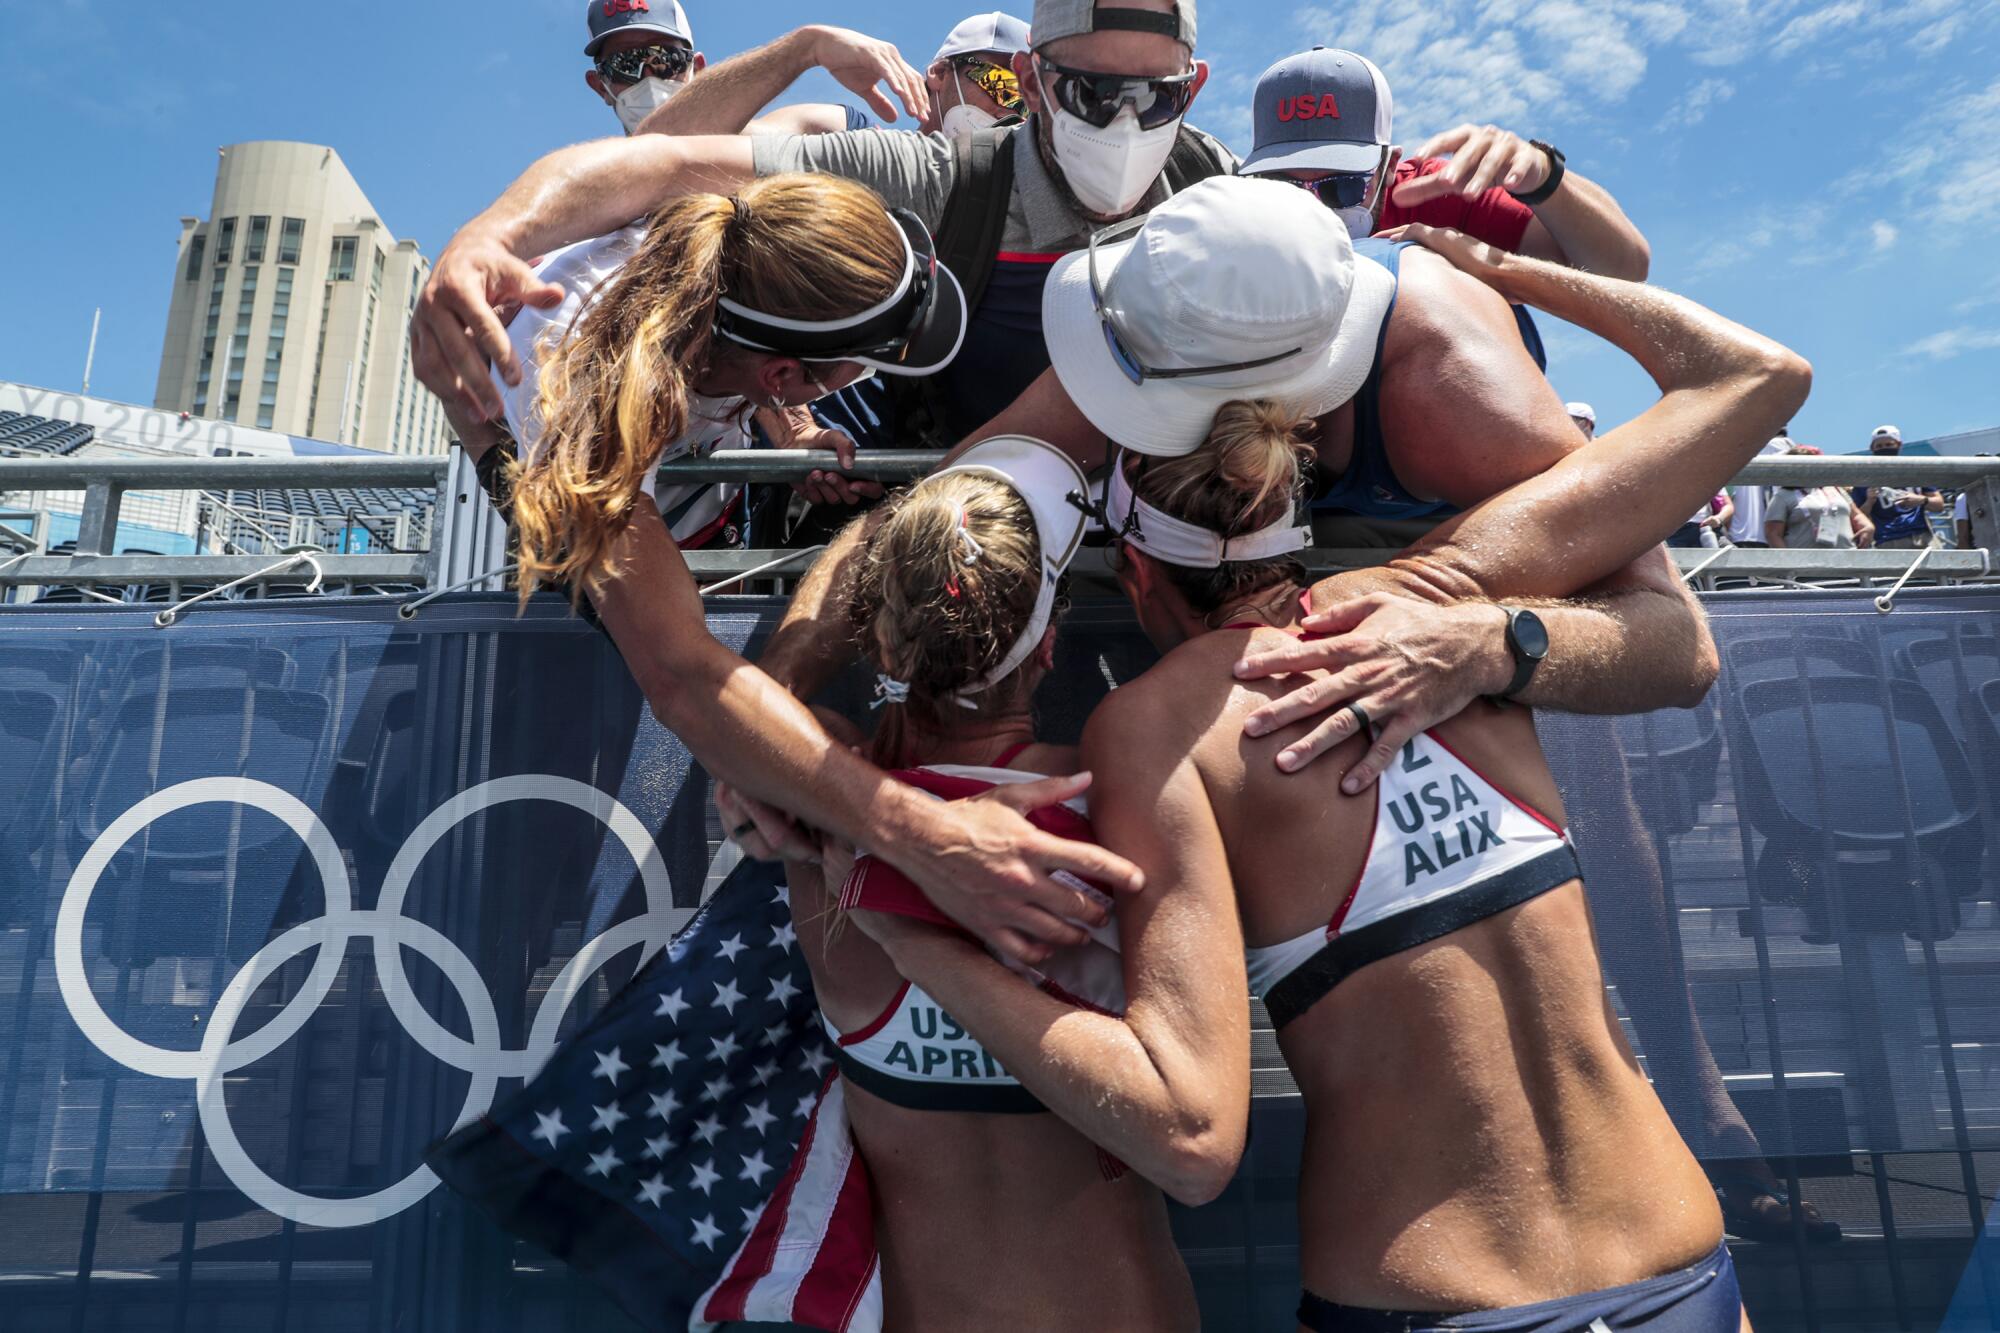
left=2, top=0, right=1996, bottom=449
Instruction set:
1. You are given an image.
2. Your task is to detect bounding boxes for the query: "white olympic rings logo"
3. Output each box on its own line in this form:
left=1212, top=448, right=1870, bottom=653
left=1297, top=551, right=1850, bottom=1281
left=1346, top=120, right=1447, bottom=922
left=55, top=775, right=677, bottom=1228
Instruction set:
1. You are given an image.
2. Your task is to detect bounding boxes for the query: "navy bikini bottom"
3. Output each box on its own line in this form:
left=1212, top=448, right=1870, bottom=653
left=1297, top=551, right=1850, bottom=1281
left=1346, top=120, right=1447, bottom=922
left=1298, top=1241, right=1741, bottom=1332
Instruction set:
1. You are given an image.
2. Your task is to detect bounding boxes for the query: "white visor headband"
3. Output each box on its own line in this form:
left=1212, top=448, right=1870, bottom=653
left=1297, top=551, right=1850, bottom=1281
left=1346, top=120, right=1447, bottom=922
left=1103, top=449, right=1312, bottom=568
left=930, top=435, right=1091, bottom=697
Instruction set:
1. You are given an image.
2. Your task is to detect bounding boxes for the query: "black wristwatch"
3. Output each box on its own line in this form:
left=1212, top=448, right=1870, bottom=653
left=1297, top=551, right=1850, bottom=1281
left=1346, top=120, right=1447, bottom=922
left=1509, top=141, right=1566, bottom=206
left=1498, top=606, right=1549, bottom=699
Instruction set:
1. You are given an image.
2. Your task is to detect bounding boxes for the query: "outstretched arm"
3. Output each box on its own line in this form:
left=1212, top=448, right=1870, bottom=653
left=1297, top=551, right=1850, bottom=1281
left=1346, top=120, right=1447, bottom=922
left=636, top=25, right=927, bottom=135
left=1239, top=228, right=1803, bottom=780
left=1380, top=227, right=1810, bottom=602
left=411, top=134, right=754, bottom=422
left=859, top=689, right=1250, bottom=1205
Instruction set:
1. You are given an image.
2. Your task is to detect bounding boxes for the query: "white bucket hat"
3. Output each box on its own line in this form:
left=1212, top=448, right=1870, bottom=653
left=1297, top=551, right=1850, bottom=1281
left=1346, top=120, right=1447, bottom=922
left=1042, top=175, right=1395, bottom=457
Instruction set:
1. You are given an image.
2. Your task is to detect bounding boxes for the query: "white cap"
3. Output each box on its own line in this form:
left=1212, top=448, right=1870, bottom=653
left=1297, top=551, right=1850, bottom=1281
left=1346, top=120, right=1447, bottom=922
left=1872, top=423, right=1903, bottom=443
left=1042, top=176, right=1395, bottom=457
left=1565, top=402, right=1596, bottom=425
left=1761, top=435, right=1792, bottom=454
left=933, top=12, right=1032, bottom=65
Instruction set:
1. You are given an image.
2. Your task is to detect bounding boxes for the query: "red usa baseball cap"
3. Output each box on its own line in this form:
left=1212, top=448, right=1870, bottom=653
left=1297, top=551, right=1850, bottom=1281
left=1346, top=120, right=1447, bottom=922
left=584, top=0, right=692, bottom=57
left=1241, top=47, right=1393, bottom=176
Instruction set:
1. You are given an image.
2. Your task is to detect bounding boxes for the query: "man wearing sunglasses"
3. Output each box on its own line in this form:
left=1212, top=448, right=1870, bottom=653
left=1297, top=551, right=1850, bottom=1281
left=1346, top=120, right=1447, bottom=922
left=1241, top=47, right=1651, bottom=282
left=587, top=2, right=919, bottom=139
left=927, top=13, right=1033, bottom=137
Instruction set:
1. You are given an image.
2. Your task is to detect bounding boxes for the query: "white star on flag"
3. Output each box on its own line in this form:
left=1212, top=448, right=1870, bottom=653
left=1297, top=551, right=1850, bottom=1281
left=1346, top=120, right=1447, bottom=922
left=760, top=1022, right=790, bottom=1049
left=641, top=1132, right=674, bottom=1161
left=530, top=1110, right=568, bottom=1147
left=591, top=1047, right=630, bottom=1085
left=693, top=1113, right=725, bottom=1145
left=586, top=1147, right=623, bottom=1178
left=651, top=1040, right=685, bottom=1073
left=791, top=1095, right=814, bottom=1120
left=691, top=1214, right=723, bottom=1250
left=770, top=921, right=797, bottom=950
left=690, top=1160, right=721, bottom=1196
left=740, top=1205, right=763, bottom=1232
left=590, top=1102, right=629, bottom=1134
left=709, top=1032, right=742, bottom=1063
left=635, top=1173, right=671, bottom=1207
left=701, top=1075, right=732, bottom=1105
left=712, top=978, right=745, bottom=1013
left=716, top=933, right=748, bottom=962
left=750, top=1059, right=781, bottom=1088
left=767, top=974, right=801, bottom=1006
left=648, top=1089, right=682, bottom=1122
left=737, top=1150, right=773, bottom=1186
left=799, top=1045, right=832, bottom=1076
left=654, top=988, right=690, bottom=1023
left=743, top=1100, right=777, bottom=1135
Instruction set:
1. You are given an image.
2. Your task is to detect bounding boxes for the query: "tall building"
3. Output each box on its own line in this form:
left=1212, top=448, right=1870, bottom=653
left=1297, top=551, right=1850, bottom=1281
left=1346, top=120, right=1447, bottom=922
left=153, top=142, right=450, bottom=455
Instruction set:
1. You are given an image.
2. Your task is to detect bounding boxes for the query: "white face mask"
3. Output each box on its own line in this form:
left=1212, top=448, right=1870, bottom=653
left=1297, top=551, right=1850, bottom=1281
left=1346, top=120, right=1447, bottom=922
left=612, top=76, right=681, bottom=135
left=940, top=80, right=1001, bottom=137
left=1334, top=204, right=1375, bottom=239
left=1048, top=104, right=1181, bottom=217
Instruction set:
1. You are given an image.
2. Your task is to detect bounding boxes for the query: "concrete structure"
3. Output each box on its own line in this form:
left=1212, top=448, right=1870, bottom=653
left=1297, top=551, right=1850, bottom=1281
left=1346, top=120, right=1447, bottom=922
left=153, top=142, right=450, bottom=455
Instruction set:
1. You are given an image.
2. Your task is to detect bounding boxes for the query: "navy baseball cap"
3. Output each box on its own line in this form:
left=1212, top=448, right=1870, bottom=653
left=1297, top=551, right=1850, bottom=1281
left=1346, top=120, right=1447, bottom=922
left=584, top=0, right=692, bottom=57
left=1241, top=47, right=1393, bottom=176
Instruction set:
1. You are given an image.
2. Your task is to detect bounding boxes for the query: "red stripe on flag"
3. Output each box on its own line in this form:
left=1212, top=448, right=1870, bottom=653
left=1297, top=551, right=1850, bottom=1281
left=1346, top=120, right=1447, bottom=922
left=791, top=1139, right=880, bottom=1330
left=701, top=1085, right=825, bottom=1322
left=994, top=251, right=1066, bottom=264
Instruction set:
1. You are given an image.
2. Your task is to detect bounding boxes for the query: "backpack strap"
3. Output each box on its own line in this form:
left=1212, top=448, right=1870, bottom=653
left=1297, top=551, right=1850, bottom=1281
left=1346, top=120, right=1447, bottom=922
left=934, top=124, right=1022, bottom=315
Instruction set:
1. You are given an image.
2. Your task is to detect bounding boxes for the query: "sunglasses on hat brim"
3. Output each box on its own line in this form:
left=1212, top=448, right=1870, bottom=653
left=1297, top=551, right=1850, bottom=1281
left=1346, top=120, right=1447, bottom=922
left=1086, top=217, right=1304, bottom=388
left=1035, top=57, right=1197, bottom=131
left=596, top=42, right=694, bottom=85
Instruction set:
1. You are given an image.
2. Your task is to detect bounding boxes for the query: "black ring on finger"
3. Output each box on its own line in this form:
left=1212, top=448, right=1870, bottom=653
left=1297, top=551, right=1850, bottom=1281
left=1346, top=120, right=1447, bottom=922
left=1346, top=703, right=1372, bottom=738
left=729, top=822, right=757, bottom=841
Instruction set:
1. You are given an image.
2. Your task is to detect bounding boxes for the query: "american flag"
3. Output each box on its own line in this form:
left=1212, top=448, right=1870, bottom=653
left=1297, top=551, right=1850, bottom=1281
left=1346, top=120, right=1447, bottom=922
left=428, top=858, right=883, bottom=1332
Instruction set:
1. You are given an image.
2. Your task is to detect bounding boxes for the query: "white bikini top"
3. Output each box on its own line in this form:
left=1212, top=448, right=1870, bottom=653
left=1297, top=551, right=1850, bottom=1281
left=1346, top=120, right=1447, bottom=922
left=1246, top=730, right=1578, bottom=1029
left=830, top=765, right=1124, bottom=1115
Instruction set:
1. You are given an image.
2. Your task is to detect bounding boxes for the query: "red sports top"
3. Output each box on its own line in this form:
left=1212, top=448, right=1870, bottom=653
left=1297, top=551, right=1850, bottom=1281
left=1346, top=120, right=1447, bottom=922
left=1378, top=156, right=1536, bottom=253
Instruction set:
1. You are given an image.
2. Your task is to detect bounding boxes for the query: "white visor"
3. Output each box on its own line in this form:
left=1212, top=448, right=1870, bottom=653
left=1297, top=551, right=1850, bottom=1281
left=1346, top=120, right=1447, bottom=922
left=1103, top=450, right=1312, bottom=568
left=930, top=435, right=1092, bottom=696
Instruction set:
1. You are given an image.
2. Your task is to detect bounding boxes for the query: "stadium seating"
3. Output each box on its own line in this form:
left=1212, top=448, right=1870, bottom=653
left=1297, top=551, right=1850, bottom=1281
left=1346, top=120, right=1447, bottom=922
left=0, top=409, right=94, bottom=457
left=206, top=485, right=436, bottom=524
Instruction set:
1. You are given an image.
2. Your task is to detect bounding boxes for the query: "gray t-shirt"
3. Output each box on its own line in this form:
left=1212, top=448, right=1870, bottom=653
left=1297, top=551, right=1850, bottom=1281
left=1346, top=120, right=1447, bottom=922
left=751, top=122, right=1240, bottom=256
left=1766, top=486, right=1856, bottom=548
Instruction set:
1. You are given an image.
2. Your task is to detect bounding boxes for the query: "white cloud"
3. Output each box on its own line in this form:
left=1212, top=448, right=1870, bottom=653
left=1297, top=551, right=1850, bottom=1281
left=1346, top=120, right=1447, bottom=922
left=1772, top=1, right=1866, bottom=57
left=1674, top=77, right=1735, bottom=124
left=1870, top=220, right=1898, bottom=251
left=1282, top=0, right=1994, bottom=143
left=1903, top=328, right=2000, bottom=361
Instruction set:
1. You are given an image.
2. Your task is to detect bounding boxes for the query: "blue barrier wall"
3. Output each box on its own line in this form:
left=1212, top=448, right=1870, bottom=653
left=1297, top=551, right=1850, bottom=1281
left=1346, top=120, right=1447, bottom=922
left=0, top=589, right=1994, bottom=1332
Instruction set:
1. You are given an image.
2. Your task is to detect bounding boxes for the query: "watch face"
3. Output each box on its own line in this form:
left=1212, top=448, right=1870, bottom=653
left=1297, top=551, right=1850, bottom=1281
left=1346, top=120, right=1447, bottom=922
left=1513, top=609, right=1551, bottom=659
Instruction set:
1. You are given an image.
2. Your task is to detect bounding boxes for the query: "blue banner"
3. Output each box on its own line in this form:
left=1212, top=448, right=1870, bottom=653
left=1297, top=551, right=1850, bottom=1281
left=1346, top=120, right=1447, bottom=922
left=0, top=589, right=1995, bottom=1331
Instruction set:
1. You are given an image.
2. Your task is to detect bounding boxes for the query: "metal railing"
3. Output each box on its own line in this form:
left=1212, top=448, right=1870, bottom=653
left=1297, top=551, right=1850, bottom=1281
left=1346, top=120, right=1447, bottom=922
left=4, top=450, right=1998, bottom=605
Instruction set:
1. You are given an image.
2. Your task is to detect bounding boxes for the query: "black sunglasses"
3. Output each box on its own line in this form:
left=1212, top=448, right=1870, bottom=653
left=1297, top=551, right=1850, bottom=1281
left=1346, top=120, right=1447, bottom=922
left=1288, top=172, right=1374, bottom=210
left=596, top=43, right=694, bottom=86
left=1035, top=57, right=1197, bottom=131
left=1087, top=219, right=1304, bottom=387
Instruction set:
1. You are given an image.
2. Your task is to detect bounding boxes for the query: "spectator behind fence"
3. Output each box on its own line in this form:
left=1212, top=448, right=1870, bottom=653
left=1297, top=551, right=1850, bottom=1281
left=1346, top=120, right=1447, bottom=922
left=1664, top=491, right=1732, bottom=549
left=1852, top=423, right=1944, bottom=550
left=1727, top=431, right=1791, bottom=548
left=1765, top=444, right=1873, bottom=549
